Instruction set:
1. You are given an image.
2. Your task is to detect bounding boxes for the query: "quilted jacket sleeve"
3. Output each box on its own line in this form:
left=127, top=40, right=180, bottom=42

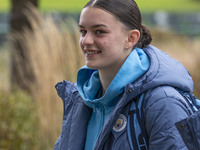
left=54, top=81, right=92, bottom=150
left=175, top=110, right=200, bottom=150
left=145, top=86, right=192, bottom=150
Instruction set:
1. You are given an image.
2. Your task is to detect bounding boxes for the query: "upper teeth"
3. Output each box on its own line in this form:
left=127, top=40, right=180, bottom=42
left=86, top=51, right=98, bottom=54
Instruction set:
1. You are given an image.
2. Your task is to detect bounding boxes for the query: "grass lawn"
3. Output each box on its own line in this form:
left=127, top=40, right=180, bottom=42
left=39, top=0, right=88, bottom=12
left=1, top=0, right=200, bottom=13
left=0, top=0, right=9, bottom=12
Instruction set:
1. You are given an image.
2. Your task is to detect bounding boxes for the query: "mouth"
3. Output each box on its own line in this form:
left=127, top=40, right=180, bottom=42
left=84, top=50, right=101, bottom=56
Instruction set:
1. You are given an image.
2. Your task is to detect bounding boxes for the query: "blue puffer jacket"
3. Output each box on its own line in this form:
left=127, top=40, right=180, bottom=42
left=176, top=110, right=200, bottom=150
left=54, top=45, right=194, bottom=150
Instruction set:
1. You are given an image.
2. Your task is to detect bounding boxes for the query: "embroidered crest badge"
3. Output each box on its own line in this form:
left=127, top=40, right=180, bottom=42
left=113, top=114, right=127, bottom=132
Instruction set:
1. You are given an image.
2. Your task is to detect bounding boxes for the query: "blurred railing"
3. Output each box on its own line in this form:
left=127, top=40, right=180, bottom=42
left=143, top=11, right=200, bottom=36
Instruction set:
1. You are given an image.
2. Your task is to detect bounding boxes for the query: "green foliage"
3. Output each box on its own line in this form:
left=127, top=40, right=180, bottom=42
left=0, top=90, right=39, bottom=150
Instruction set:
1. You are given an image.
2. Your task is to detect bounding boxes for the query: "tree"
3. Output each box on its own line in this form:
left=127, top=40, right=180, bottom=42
left=10, top=0, right=38, bottom=93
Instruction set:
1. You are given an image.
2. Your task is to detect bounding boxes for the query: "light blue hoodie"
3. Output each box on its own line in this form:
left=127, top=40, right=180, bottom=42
left=77, top=48, right=150, bottom=150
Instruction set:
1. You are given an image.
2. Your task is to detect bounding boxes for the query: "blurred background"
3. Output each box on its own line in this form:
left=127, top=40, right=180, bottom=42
left=0, top=0, right=200, bottom=149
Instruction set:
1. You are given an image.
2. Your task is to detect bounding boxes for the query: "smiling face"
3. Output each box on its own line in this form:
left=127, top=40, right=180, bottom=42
left=79, top=7, right=132, bottom=71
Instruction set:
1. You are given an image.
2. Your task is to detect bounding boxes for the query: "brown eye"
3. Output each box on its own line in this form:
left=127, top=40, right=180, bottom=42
left=80, top=30, right=87, bottom=36
left=96, top=30, right=105, bottom=34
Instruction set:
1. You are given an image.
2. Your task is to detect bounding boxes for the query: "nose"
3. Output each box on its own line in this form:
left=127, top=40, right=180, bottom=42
left=81, top=33, right=94, bottom=46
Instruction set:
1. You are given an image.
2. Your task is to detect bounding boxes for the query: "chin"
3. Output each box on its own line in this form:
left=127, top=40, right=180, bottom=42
left=86, top=62, right=99, bottom=69
left=86, top=64, right=98, bottom=69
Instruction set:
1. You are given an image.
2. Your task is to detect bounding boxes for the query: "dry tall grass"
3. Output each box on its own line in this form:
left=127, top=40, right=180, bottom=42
left=151, top=29, right=200, bottom=96
left=9, top=5, right=84, bottom=149
left=0, top=44, right=10, bottom=91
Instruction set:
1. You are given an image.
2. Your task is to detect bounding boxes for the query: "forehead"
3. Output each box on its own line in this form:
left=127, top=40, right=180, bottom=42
left=79, top=7, right=122, bottom=28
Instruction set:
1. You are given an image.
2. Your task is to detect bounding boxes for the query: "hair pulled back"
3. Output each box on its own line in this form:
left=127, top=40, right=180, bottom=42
left=83, top=0, right=152, bottom=49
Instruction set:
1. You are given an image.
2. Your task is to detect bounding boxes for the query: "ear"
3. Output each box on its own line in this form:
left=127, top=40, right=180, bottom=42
left=125, top=29, right=140, bottom=50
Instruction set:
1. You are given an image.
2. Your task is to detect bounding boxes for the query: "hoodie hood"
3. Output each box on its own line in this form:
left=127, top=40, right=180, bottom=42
left=77, top=48, right=150, bottom=108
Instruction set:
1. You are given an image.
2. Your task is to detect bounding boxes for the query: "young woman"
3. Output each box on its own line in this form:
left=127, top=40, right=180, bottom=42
left=54, top=0, right=194, bottom=149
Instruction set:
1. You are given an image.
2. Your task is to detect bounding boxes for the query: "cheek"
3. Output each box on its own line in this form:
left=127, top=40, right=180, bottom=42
left=97, top=40, right=109, bottom=49
left=79, top=38, right=83, bottom=49
left=102, top=41, right=112, bottom=52
left=102, top=41, right=109, bottom=48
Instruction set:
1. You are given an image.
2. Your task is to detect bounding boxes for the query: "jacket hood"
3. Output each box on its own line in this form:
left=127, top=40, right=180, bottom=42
left=129, top=45, right=194, bottom=97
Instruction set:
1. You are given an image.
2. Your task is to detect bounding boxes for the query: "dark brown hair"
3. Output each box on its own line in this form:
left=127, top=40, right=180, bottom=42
left=83, top=0, right=152, bottom=49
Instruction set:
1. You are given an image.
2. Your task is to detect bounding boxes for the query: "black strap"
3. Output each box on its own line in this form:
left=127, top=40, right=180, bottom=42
left=129, top=95, right=149, bottom=150
left=136, top=107, right=148, bottom=147
left=135, top=96, right=148, bottom=149
left=129, top=110, right=140, bottom=150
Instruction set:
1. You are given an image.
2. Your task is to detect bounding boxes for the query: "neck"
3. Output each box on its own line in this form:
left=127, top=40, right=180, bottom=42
left=98, top=50, right=132, bottom=96
left=98, top=66, right=120, bottom=96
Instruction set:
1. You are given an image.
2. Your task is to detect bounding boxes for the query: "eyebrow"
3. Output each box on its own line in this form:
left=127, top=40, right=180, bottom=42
left=79, top=24, right=108, bottom=29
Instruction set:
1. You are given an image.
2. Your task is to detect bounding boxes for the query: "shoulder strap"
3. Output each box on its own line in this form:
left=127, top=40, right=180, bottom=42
left=128, top=94, right=148, bottom=150
left=177, top=89, right=200, bottom=112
